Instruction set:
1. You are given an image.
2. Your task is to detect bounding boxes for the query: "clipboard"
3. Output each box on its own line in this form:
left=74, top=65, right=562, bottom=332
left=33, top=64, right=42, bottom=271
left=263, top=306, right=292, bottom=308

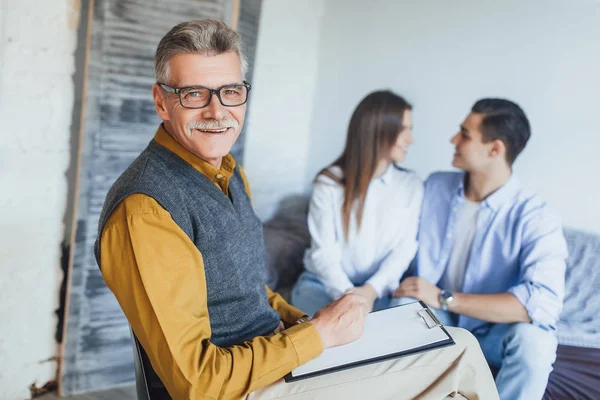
left=285, top=301, right=454, bottom=382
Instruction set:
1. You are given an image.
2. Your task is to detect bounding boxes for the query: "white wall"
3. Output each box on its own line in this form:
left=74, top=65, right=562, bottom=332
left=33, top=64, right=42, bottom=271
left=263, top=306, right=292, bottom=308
left=0, top=1, right=79, bottom=398
left=303, top=0, right=600, bottom=233
left=244, top=0, right=325, bottom=220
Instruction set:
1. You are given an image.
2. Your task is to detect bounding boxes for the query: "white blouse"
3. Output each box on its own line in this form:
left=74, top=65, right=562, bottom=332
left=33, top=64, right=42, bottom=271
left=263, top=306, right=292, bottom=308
left=303, top=164, right=424, bottom=299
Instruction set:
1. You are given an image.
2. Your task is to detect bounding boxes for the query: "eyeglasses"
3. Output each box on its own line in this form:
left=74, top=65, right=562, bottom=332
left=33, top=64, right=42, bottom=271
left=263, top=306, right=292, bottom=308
left=157, top=81, right=251, bottom=109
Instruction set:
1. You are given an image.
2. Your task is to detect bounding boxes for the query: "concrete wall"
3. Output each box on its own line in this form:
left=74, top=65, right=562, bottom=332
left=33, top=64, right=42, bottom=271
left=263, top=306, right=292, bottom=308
left=0, top=0, right=79, bottom=398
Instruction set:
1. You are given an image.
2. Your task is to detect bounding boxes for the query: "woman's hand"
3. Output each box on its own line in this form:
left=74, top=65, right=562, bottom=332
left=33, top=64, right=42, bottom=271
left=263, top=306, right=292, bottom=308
left=347, top=284, right=378, bottom=313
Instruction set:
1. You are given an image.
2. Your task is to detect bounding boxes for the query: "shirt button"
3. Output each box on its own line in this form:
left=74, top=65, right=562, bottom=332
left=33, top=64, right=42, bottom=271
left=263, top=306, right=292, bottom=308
left=446, top=233, right=452, bottom=239
left=216, top=173, right=224, bottom=179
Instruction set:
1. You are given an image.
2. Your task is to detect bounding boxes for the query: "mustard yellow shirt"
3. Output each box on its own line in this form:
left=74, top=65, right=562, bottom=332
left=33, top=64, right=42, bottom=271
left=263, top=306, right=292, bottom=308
left=100, top=126, right=323, bottom=399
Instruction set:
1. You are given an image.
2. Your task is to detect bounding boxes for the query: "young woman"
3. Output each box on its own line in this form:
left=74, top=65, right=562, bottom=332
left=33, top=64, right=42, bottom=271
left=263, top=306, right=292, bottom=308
left=291, top=90, right=423, bottom=316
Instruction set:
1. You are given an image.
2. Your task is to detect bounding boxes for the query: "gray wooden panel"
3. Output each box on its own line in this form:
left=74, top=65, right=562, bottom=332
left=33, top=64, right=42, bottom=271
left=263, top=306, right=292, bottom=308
left=234, top=0, right=263, bottom=158
left=62, top=0, right=262, bottom=395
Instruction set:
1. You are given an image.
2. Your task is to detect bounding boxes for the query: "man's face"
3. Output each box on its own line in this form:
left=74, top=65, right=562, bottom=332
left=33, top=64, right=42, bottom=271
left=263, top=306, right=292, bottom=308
left=152, top=52, right=246, bottom=167
left=450, top=112, right=495, bottom=172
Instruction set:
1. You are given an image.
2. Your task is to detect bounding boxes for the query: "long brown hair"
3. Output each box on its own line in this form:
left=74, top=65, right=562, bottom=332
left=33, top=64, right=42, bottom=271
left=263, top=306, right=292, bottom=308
left=317, top=90, right=412, bottom=239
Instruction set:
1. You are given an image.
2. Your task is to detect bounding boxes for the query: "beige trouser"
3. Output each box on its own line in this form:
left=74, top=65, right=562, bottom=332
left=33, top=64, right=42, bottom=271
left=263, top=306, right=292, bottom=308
left=247, top=327, right=499, bottom=400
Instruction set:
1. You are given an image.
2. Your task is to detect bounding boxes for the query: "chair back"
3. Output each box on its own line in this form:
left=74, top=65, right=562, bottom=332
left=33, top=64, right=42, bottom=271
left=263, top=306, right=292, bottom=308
left=130, top=329, right=172, bottom=399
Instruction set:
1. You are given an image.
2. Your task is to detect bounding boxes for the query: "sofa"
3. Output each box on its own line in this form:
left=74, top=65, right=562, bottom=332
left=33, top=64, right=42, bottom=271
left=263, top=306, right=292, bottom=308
left=262, top=195, right=600, bottom=400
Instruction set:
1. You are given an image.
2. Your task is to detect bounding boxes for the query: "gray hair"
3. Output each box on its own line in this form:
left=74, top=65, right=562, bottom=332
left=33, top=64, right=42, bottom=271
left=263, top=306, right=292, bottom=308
left=154, top=19, right=248, bottom=83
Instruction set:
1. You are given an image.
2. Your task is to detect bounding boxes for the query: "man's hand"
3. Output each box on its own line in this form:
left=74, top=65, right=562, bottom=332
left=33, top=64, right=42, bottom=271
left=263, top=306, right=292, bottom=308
left=346, top=284, right=378, bottom=313
left=393, top=277, right=442, bottom=308
left=310, top=293, right=369, bottom=349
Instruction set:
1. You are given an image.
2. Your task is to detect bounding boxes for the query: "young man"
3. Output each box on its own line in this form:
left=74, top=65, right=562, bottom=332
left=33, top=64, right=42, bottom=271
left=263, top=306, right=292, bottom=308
left=396, top=99, right=567, bottom=399
left=97, top=20, right=498, bottom=399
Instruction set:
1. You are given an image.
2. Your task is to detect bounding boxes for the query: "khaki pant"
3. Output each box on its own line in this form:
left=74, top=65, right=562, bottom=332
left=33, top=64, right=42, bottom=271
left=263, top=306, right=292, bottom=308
left=248, top=327, right=499, bottom=400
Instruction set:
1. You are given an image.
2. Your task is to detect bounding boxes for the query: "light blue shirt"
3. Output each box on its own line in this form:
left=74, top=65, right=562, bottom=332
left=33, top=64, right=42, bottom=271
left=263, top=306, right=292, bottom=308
left=415, top=172, right=568, bottom=333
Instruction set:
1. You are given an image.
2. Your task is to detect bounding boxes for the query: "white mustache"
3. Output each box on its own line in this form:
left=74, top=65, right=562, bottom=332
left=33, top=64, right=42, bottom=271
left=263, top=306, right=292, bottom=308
left=187, top=118, right=239, bottom=135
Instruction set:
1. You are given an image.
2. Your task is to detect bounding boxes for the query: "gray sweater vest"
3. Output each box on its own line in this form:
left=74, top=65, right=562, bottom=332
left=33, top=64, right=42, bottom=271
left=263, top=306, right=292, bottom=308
left=95, top=139, right=280, bottom=347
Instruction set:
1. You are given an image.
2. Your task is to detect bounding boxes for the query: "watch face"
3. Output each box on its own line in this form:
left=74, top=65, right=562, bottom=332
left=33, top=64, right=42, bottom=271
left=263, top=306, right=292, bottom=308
left=441, top=290, right=454, bottom=303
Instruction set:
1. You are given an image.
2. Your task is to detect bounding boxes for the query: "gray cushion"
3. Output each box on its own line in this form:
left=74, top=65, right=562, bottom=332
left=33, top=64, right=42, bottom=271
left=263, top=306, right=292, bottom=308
left=262, top=196, right=311, bottom=300
left=557, top=228, right=600, bottom=348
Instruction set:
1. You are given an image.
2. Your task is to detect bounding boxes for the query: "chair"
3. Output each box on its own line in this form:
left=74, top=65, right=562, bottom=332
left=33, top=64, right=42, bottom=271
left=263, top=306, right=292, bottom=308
left=130, top=328, right=172, bottom=399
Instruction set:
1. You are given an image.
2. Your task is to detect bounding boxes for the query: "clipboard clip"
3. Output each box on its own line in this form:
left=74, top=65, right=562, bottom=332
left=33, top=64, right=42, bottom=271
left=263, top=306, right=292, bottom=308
left=418, top=308, right=442, bottom=329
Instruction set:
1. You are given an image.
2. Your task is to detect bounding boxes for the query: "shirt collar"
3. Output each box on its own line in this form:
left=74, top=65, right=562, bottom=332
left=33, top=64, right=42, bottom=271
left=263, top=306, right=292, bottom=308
left=378, top=163, right=396, bottom=185
left=456, top=172, right=521, bottom=211
left=153, top=124, right=236, bottom=189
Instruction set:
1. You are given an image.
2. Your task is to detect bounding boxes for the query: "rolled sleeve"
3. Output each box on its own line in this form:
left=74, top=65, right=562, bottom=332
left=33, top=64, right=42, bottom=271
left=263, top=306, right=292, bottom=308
left=508, top=282, right=563, bottom=330
left=509, top=206, right=568, bottom=331
left=366, top=273, right=391, bottom=299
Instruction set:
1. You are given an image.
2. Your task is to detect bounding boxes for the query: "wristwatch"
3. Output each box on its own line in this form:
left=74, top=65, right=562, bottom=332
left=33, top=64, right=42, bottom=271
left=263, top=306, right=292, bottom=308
left=296, top=315, right=313, bottom=325
left=439, top=290, right=454, bottom=311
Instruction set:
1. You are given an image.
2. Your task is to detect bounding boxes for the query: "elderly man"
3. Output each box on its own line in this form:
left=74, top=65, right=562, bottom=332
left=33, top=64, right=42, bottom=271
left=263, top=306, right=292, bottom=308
left=96, top=19, right=498, bottom=399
